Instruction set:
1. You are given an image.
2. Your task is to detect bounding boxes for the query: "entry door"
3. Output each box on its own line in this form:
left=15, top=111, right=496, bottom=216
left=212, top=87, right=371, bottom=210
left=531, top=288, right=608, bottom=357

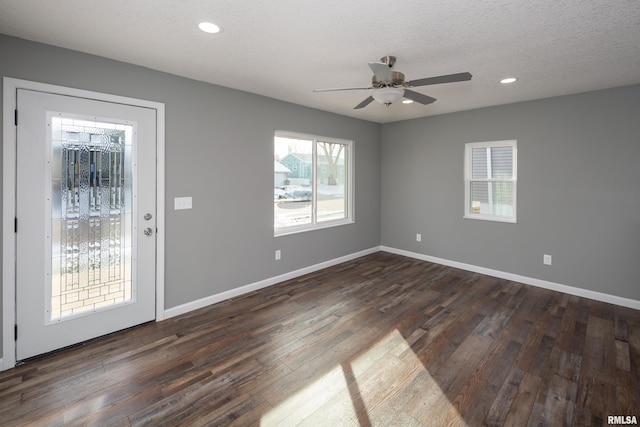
left=16, top=89, right=157, bottom=360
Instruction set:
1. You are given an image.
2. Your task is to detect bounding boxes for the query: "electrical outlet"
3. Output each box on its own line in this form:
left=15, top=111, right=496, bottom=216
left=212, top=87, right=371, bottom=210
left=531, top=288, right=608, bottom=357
left=416, top=233, right=422, bottom=242
left=275, top=250, right=281, bottom=261
left=543, top=254, right=552, bottom=265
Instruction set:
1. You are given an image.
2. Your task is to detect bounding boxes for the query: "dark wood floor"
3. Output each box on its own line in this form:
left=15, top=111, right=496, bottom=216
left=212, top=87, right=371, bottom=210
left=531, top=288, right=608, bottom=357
left=1, top=252, right=639, bottom=426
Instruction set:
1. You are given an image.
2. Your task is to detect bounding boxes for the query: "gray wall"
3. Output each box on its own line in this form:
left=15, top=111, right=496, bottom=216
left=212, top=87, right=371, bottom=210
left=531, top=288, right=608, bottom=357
left=0, top=34, right=381, bottom=352
left=381, top=84, right=640, bottom=300
left=2, top=33, right=639, bottom=360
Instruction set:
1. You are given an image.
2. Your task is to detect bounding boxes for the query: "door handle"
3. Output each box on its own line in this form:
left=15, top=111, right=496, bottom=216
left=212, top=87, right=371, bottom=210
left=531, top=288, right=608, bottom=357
left=143, top=227, right=153, bottom=236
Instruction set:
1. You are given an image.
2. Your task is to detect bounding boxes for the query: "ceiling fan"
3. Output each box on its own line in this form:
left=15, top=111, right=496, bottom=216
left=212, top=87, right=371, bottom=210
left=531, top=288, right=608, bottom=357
left=313, top=56, right=472, bottom=109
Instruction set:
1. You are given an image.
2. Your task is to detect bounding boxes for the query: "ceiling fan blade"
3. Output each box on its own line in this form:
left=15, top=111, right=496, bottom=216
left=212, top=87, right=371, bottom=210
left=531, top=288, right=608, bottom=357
left=407, top=72, right=472, bottom=87
left=368, top=62, right=393, bottom=83
left=403, top=89, right=437, bottom=105
left=313, top=87, right=372, bottom=92
left=354, top=96, right=375, bottom=109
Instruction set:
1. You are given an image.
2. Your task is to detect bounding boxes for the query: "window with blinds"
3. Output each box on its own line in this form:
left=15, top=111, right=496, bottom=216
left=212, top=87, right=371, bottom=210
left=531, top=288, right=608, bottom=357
left=464, top=140, right=517, bottom=222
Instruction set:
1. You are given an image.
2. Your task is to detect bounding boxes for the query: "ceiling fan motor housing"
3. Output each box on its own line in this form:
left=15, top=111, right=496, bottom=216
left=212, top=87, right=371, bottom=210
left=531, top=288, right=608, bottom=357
left=372, top=71, right=405, bottom=88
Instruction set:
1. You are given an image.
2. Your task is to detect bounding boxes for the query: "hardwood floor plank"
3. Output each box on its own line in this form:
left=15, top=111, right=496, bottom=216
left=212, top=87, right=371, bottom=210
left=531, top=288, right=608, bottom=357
left=461, top=339, right=522, bottom=425
left=0, top=252, right=638, bottom=426
left=484, top=368, right=526, bottom=426
left=571, top=320, right=588, bottom=357
left=402, top=367, right=452, bottom=424
left=580, top=315, right=617, bottom=383
left=626, top=314, right=640, bottom=372
left=342, top=352, right=418, bottom=424
left=555, top=349, right=582, bottom=382
left=540, top=373, right=578, bottom=426
left=502, top=372, right=541, bottom=426
left=616, top=340, right=632, bottom=371
left=514, top=316, right=554, bottom=373
left=446, top=316, right=529, bottom=422
left=616, top=368, right=640, bottom=418
left=555, top=297, right=580, bottom=353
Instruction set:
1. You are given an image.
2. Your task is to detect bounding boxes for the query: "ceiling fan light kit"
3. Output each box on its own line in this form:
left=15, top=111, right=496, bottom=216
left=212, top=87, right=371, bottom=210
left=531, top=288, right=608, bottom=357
left=372, top=87, right=404, bottom=106
left=314, top=55, right=472, bottom=110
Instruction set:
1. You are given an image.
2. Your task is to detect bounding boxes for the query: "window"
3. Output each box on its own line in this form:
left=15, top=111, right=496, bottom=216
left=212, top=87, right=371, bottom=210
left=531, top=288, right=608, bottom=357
left=464, top=140, right=517, bottom=223
left=274, top=131, right=353, bottom=235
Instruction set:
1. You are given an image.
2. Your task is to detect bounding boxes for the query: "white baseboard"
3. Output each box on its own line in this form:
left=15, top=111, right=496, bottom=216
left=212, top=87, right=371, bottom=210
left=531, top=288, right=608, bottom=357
left=381, top=246, right=640, bottom=311
left=163, top=246, right=381, bottom=319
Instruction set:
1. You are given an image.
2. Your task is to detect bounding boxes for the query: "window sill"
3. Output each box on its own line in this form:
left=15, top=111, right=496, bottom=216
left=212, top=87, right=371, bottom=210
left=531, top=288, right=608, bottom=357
left=463, top=214, right=517, bottom=224
left=275, top=218, right=354, bottom=237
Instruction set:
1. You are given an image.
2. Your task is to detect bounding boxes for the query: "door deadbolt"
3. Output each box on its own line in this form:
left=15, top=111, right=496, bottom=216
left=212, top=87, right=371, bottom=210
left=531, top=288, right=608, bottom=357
left=144, top=213, right=152, bottom=221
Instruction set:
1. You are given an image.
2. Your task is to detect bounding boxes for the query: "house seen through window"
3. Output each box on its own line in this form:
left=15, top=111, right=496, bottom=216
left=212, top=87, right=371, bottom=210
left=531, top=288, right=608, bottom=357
left=274, top=131, right=353, bottom=235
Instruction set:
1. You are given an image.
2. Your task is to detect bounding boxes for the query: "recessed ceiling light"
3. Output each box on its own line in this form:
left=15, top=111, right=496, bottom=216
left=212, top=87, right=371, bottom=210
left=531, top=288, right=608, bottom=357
left=402, top=99, right=414, bottom=104
left=199, top=22, right=222, bottom=34
left=500, top=77, right=517, bottom=84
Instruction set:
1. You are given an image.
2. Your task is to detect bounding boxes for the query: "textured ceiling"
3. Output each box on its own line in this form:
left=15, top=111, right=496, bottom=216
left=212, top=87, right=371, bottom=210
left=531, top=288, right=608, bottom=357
left=1, top=0, right=639, bottom=123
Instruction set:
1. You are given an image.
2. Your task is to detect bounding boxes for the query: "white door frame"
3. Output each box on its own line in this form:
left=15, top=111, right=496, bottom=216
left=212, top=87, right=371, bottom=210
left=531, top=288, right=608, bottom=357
left=2, top=77, right=166, bottom=370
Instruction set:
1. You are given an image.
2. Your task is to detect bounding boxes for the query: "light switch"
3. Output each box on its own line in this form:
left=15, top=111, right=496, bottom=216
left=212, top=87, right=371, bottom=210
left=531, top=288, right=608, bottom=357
left=174, top=197, right=192, bottom=210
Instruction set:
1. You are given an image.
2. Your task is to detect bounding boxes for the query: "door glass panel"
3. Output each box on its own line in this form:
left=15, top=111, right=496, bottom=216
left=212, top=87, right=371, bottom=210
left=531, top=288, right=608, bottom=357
left=49, top=115, right=133, bottom=322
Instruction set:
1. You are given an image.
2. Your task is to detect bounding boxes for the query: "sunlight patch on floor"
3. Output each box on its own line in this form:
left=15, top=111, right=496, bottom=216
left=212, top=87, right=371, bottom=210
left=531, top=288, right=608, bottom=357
left=260, top=362, right=354, bottom=426
left=260, top=329, right=468, bottom=426
left=63, top=393, right=109, bottom=423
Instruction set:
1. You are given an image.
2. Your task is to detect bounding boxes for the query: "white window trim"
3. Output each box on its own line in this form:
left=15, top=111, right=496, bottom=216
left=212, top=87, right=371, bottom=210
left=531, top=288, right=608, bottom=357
left=464, top=140, right=517, bottom=223
left=275, top=130, right=354, bottom=236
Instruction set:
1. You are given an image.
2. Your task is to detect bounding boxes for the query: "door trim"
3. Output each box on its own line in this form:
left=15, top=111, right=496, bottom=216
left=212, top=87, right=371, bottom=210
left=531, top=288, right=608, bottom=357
left=2, top=77, right=165, bottom=370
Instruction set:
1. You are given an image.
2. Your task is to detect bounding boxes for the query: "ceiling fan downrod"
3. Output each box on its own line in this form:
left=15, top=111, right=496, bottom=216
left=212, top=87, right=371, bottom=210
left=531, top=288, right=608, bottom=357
left=380, top=56, right=396, bottom=67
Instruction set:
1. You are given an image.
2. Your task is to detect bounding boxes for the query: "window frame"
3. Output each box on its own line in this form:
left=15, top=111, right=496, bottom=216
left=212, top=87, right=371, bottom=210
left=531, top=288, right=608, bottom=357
left=464, top=140, right=517, bottom=223
left=274, top=130, right=354, bottom=236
